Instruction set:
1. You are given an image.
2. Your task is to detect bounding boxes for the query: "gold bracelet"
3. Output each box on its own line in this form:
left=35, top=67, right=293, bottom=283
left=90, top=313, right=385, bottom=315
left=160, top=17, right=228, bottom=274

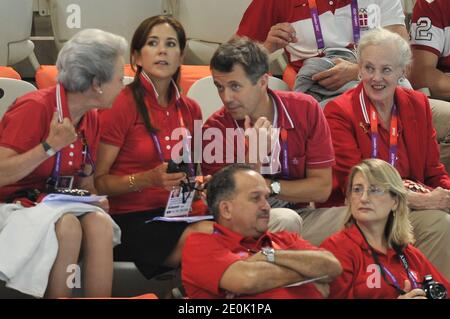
left=128, top=174, right=140, bottom=192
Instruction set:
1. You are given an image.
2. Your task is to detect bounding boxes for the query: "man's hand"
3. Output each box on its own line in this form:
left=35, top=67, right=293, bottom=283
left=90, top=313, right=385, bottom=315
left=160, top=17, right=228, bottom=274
left=312, top=58, right=359, bottom=91
left=421, top=187, right=450, bottom=211
left=244, top=116, right=275, bottom=170
left=264, top=22, right=297, bottom=53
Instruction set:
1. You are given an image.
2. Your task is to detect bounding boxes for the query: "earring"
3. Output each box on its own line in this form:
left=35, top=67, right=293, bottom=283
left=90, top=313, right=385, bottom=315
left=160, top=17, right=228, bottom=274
left=357, top=74, right=362, bottom=81
left=98, top=89, right=103, bottom=94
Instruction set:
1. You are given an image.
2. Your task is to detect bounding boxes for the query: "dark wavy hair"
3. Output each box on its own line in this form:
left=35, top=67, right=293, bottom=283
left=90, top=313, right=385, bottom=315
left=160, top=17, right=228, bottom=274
left=129, top=15, right=186, bottom=134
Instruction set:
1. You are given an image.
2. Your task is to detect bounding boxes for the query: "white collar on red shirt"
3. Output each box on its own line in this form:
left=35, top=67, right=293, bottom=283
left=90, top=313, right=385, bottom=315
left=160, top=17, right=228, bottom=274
left=140, top=71, right=181, bottom=100
left=232, top=89, right=295, bottom=130
left=268, top=89, right=294, bottom=129
left=359, top=88, right=370, bottom=125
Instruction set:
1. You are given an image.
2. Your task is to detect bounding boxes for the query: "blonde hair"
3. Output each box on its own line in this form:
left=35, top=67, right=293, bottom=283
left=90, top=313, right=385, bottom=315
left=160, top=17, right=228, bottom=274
left=345, top=159, right=414, bottom=248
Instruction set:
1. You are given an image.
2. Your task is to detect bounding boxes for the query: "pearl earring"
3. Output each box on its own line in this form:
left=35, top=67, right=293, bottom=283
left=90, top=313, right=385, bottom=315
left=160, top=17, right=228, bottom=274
left=98, top=89, right=103, bottom=94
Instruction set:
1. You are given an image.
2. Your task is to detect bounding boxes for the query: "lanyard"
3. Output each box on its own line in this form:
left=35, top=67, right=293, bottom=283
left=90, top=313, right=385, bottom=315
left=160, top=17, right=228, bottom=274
left=49, top=84, right=94, bottom=183
left=141, top=73, right=195, bottom=176
left=280, top=128, right=289, bottom=178
left=355, top=224, right=419, bottom=295
left=307, top=0, right=360, bottom=50
left=369, top=104, right=398, bottom=167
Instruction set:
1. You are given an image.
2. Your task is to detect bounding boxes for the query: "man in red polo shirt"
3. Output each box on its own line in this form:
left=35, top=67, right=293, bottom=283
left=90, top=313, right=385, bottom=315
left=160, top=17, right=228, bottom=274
left=182, top=164, right=342, bottom=299
left=202, top=38, right=347, bottom=245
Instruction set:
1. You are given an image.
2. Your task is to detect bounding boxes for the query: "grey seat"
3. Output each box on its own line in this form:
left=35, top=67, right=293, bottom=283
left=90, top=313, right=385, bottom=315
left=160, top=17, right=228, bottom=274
left=174, top=0, right=252, bottom=65
left=0, top=77, right=37, bottom=119
left=0, top=0, right=36, bottom=66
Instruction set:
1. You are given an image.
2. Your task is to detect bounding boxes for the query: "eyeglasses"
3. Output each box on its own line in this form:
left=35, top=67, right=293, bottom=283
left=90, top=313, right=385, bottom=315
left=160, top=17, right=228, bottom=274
left=350, top=185, right=387, bottom=198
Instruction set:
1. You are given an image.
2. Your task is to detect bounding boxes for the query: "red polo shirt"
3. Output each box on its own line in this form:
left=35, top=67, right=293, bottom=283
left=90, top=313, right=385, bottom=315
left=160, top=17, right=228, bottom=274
left=0, top=85, right=99, bottom=201
left=100, top=79, right=202, bottom=214
left=201, top=89, right=335, bottom=183
left=182, top=223, right=324, bottom=299
left=320, top=224, right=450, bottom=299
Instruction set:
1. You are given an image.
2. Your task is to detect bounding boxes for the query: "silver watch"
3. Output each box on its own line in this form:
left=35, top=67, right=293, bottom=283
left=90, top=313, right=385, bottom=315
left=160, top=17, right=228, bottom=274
left=261, top=247, right=275, bottom=263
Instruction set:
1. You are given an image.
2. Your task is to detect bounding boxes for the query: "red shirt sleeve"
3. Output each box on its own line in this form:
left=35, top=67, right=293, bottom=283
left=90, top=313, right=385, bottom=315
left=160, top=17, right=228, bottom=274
left=182, top=233, right=242, bottom=297
left=236, top=0, right=279, bottom=42
left=304, top=98, right=335, bottom=169
left=0, top=97, right=49, bottom=153
left=272, top=231, right=321, bottom=251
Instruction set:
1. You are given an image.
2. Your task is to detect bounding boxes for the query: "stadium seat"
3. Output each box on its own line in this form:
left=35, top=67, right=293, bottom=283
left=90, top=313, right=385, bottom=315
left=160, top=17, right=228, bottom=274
left=175, top=0, right=252, bottom=65
left=0, top=67, right=21, bottom=80
left=0, top=78, right=37, bottom=118
left=0, top=0, right=36, bottom=67
left=186, top=76, right=222, bottom=121
left=187, top=75, right=290, bottom=121
left=35, top=64, right=210, bottom=94
left=47, top=0, right=167, bottom=62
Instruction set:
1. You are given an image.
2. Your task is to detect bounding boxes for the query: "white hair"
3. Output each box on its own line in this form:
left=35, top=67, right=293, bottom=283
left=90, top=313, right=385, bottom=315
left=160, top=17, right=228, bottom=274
left=57, top=29, right=127, bottom=92
left=357, top=27, right=412, bottom=70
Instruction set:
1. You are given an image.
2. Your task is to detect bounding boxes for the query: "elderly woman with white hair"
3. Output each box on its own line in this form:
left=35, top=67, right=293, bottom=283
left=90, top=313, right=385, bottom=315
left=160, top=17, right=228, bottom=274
left=323, top=27, right=450, bottom=281
left=321, top=159, right=449, bottom=299
left=0, top=29, right=126, bottom=298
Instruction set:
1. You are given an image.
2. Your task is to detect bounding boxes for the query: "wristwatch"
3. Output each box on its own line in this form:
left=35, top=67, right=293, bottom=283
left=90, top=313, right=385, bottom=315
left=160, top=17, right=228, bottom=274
left=270, top=179, right=281, bottom=196
left=261, top=247, right=275, bottom=263
left=42, top=141, right=56, bottom=157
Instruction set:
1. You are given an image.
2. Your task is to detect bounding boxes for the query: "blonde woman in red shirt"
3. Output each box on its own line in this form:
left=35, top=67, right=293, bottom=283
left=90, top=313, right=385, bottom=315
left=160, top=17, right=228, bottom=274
left=321, top=159, right=449, bottom=299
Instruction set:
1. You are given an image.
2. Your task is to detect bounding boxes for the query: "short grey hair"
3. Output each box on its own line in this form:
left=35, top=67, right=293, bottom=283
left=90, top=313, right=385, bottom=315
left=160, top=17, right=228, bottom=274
left=357, top=27, right=412, bottom=70
left=57, top=29, right=127, bottom=92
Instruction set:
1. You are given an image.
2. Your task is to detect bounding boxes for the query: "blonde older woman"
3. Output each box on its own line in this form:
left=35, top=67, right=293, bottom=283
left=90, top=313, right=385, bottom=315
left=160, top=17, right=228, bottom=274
left=323, top=27, right=450, bottom=280
left=321, top=159, right=449, bottom=299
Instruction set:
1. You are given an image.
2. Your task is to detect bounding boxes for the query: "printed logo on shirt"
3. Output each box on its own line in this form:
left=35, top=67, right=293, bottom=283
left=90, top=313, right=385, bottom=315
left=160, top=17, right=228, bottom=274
left=358, top=8, right=369, bottom=30
left=359, top=4, right=381, bottom=31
